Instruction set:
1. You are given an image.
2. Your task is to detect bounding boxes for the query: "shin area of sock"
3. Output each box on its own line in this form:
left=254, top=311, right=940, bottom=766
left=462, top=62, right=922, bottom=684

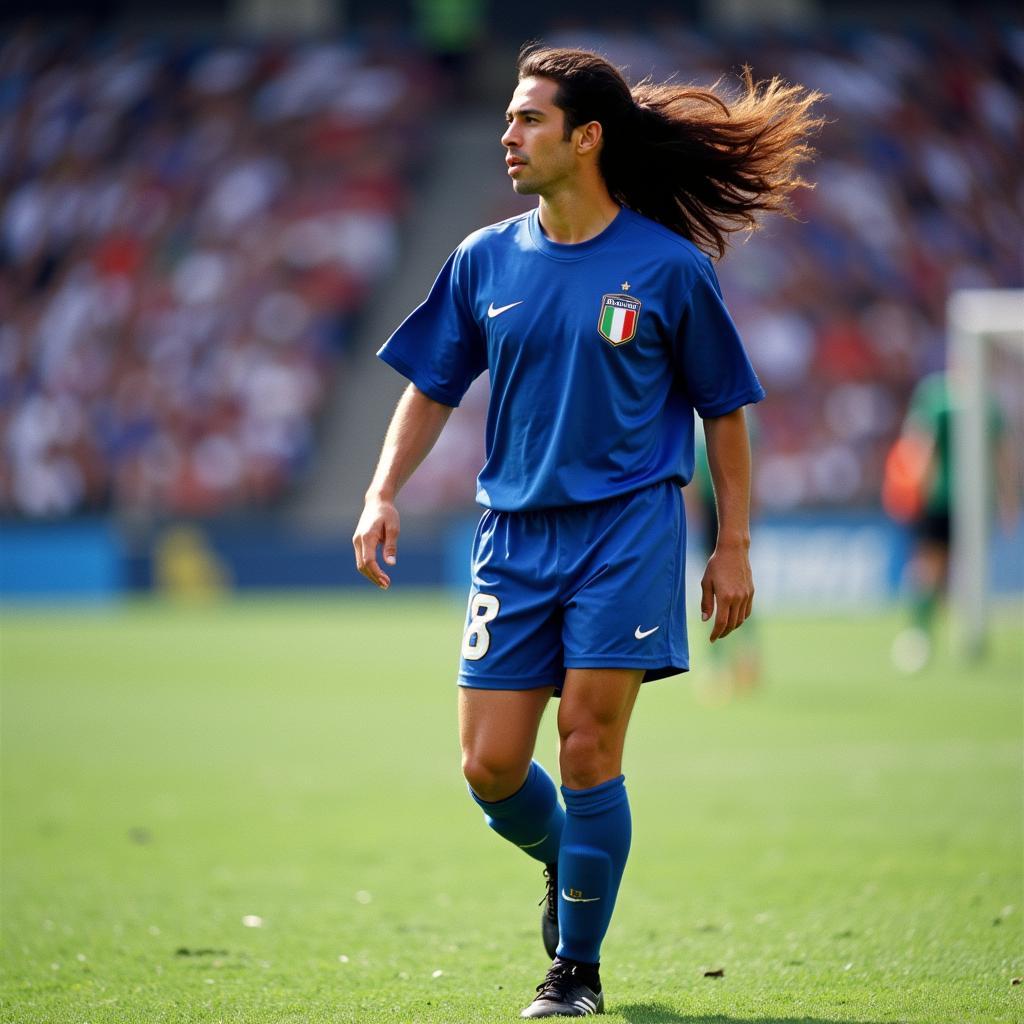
left=469, top=760, right=564, bottom=865
left=556, top=775, right=631, bottom=963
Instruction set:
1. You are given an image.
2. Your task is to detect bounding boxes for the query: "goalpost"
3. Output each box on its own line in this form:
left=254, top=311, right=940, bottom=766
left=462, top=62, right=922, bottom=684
left=947, top=288, right=1024, bottom=659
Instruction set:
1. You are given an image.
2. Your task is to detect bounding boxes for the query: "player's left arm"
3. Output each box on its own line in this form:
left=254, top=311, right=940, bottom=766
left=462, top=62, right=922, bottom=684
left=701, top=406, right=755, bottom=642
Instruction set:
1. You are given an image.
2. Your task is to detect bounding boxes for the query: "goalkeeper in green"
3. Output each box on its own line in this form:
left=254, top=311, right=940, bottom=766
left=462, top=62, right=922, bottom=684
left=889, top=371, right=1016, bottom=671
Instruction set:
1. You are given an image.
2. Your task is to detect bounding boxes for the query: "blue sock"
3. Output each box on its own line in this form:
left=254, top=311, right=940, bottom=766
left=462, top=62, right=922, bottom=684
left=557, top=775, right=631, bottom=964
left=469, top=761, right=564, bottom=866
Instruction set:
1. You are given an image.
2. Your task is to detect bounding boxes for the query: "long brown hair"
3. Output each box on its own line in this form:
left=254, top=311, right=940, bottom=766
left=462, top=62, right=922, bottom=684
left=517, top=45, right=825, bottom=260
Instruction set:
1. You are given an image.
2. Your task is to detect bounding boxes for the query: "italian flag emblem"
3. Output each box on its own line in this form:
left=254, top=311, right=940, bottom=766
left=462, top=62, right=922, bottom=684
left=597, top=293, right=641, bottom=346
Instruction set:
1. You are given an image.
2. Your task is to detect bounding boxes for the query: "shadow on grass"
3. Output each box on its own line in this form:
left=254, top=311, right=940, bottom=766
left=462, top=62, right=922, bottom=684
left=616, top=1007, right=889, bottom=1024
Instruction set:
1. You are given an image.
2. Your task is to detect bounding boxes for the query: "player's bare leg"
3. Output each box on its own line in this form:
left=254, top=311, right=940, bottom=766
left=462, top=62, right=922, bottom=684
left=893, top=539, right=949, bottom=673
left=459, top=686, right=553, bottom=801
left=557, top=668, right=642, bottom=789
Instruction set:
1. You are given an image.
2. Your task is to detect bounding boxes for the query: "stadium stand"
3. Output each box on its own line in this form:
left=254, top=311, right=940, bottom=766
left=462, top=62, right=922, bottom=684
left=2, top=21, right=1021, bottom=518
left=0, top=28, right=437, bottom=516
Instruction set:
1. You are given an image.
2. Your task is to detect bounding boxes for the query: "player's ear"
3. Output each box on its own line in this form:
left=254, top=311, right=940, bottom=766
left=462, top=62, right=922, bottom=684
left=574, top=120, right=603, bottom=156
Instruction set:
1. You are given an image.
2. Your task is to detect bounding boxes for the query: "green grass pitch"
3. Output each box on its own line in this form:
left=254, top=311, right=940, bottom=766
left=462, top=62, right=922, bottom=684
left=2, top=595, right=1021, bottom=1023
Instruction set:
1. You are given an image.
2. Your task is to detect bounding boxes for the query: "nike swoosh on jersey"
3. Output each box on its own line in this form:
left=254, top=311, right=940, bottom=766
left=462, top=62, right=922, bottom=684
left=634, top=625, right=660, bottom=639
left=487, top=300, right=523, bottom=318
left=561, top=889, right=601, bottom=903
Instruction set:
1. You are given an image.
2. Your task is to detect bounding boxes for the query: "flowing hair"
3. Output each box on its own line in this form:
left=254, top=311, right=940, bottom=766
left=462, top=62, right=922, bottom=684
left=517, top=45, right=826, bottom=259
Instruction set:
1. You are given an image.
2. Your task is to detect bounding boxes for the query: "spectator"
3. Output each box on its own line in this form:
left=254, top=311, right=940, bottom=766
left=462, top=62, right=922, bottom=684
left=0, top=29, right=436, bottom=517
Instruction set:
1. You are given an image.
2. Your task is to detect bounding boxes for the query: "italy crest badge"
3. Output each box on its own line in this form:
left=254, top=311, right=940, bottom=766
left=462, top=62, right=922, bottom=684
left=597, top=293, right=641, bottom=346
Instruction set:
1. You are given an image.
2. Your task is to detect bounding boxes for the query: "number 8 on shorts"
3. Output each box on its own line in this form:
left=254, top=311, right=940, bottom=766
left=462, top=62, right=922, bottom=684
left=462, top=593, right=500, bottom=660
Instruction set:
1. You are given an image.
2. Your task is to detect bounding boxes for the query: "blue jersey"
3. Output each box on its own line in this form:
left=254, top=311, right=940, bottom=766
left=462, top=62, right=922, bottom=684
left=378, top=206, right=764, bottom=511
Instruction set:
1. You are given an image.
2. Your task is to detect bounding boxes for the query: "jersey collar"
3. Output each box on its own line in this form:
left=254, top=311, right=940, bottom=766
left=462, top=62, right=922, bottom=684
left=527, top=206, right=630, bottom=261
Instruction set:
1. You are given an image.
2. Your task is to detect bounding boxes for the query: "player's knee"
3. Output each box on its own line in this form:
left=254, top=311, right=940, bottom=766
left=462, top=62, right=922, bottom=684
left=559, top=728, right=615, bottom=790
left=461, top=751, right=526, bottom=802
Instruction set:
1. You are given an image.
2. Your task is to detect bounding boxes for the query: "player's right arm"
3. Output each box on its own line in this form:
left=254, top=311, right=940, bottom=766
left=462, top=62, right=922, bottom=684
left=353, top=384, right=454, bottom=590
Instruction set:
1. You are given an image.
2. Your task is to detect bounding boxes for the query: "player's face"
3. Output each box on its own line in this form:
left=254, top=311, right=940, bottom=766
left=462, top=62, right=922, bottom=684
left=501, top=76, right=578, bottom=195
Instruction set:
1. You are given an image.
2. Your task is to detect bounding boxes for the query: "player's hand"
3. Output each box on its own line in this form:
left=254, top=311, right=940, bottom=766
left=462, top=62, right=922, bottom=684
left=700, top=543, right=754, bottom=642
left=352, top=497, right=400, bottom=590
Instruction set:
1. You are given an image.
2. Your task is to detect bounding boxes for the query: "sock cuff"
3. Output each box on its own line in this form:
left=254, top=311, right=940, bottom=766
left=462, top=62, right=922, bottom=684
left=469, top=761, right=557, bottom=818
left=561, top=774, right=626, bottom=815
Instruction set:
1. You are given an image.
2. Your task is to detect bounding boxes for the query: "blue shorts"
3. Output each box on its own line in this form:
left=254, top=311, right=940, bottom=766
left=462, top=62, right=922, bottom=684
left=457, top=481, right=689, bottom=694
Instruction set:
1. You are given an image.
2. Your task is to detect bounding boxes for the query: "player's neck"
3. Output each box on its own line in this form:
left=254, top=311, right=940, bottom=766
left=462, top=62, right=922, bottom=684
left=536, top=178, right=620, bottom=245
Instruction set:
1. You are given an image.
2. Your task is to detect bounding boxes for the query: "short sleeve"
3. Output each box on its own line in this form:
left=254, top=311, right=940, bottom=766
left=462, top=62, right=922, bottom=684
left=377, top=247, right=486, bottom=407
left=673, top=259, right=766, bottom=419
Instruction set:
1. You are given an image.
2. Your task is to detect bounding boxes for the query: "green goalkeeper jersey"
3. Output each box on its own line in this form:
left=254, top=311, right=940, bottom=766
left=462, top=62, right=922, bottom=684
left=905, top=371, right=1004, bottom=516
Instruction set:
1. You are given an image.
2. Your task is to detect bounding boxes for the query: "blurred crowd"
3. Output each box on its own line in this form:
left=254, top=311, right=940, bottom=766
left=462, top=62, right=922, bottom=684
left=2, top=21, right=1022, bottom=519
left=0, top=29, right=435, bottom=516
left=407, top=20, right=1024, bottom=514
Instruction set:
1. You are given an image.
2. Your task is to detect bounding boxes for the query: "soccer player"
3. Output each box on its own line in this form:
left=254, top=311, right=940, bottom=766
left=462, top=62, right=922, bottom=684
left=353, top=46, right=821, bottom=1018
left=888, top=370, right=1015, bottom=672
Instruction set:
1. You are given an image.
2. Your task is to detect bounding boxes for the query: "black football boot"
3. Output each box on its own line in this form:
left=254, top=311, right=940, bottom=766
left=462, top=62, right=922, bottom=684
left=540, top=863, right=559, bottom=960
left=520, top=956, right=604, bottom=1018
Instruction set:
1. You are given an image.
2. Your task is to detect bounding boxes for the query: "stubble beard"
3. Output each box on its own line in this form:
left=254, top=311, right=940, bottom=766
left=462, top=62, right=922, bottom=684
left=511, top=152, right=573, bottom=198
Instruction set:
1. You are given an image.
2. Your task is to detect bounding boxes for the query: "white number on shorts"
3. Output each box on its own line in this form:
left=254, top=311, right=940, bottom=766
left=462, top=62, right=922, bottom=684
left=462, top=593, right=500, bottom=660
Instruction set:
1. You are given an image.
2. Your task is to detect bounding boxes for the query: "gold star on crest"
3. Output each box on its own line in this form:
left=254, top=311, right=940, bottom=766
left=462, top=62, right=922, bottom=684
left=621, top=281, right=631, bottom=291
